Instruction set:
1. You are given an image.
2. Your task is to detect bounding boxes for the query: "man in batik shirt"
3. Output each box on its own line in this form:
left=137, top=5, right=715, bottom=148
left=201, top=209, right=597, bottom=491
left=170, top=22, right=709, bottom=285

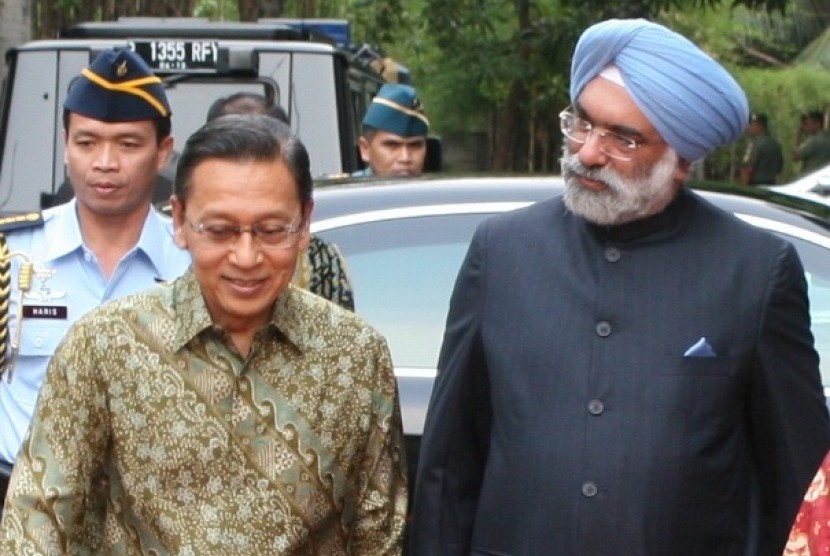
left=0, top=114, right=407, bottom=554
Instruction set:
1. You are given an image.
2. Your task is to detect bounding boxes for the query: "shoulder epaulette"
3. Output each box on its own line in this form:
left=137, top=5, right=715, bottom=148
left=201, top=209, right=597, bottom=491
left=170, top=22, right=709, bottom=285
left=0, top=212, right=44, bottom=233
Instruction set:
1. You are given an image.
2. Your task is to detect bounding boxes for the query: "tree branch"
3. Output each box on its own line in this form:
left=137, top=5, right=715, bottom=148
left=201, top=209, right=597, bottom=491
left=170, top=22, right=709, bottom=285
left=739, top=43, right=787, bottom=67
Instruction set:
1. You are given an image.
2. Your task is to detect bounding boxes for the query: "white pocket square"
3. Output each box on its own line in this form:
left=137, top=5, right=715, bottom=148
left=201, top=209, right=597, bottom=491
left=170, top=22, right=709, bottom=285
left=683, top=337, right=717, bottom=357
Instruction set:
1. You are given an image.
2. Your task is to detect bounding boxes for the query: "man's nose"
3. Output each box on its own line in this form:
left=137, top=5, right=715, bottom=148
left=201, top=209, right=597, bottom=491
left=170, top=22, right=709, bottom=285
left=94, top=144, right=119, bottom=170
left=576, top=131, right=610, bottom=167
left=228, top=231, right=263, bottom=267
left=399, top=146, right=414, bottom=161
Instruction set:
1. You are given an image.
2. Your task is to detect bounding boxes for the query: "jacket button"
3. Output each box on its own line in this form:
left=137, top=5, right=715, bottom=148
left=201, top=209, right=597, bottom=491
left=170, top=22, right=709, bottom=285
left=595, top=321, right=612, bottom=337
left=582, top=481, right=598, bottom=497
left=605, top=246, right=621, bottom=262
left=588, top=399, right=604, bottom=415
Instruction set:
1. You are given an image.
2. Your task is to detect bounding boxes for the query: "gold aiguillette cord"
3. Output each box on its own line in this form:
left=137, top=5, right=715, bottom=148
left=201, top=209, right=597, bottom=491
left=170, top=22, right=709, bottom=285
left=0, top=241, right=33, bottom=383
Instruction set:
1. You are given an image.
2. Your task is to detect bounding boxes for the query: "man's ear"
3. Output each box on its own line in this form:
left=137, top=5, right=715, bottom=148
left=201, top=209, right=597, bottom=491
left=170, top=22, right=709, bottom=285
left=157, top=136, right=175, bottom=171
left=674, top=157, right=691, bottom=184
left=358, top=136, right=371, bottom=163
left=169, top=195, right=188, bottom=249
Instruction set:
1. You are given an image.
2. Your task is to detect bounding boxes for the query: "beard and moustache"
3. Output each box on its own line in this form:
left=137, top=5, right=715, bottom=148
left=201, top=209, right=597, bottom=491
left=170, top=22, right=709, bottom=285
left=561, top=145, right=682, bottom=226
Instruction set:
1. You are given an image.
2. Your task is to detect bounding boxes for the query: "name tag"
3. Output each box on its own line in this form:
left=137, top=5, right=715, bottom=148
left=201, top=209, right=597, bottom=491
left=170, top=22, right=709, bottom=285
left=23, top=305, right=68, bottom=319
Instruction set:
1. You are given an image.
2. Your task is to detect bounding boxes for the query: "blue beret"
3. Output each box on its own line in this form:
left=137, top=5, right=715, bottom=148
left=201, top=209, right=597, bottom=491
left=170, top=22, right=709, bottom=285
left=64, top=49, right=171, bottom=122
left=570, top=19, right=748, bottom=162
left=362, top=84, right=429, bottom=137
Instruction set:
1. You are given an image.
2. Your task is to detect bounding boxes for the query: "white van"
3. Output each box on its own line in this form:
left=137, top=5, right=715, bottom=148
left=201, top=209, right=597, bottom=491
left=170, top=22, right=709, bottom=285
left=0, top=17, right=384, bottom=213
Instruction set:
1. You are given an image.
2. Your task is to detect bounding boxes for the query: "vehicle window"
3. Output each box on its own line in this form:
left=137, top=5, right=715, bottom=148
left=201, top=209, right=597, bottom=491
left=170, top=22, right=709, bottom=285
left=782, top=235, right=830, bottom=389
left=321, top=211, right=830, bottom=392
left=318, top=213, right=485, bottom=369
left=163, top=81, right=274, bottom=152
left=808, top=270, right=830, bottom=387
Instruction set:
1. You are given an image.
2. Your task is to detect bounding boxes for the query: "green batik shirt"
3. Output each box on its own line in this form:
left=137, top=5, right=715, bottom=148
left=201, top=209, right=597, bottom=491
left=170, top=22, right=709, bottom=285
left=0, top=269, right=407, bottom=555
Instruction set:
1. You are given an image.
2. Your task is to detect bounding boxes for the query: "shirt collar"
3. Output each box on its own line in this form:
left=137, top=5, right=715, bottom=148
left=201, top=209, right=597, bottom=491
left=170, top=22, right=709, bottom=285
left=42, top=200, right=84, bottom=261
left=171, top=269, right=215, bottom=350
left=171, top=270, right=312, bottom=354
left=137, top=208, right=184, bottom=277
left=43, top=200, right=182, bottom=274
left=585, top=187, right=694, bottom=244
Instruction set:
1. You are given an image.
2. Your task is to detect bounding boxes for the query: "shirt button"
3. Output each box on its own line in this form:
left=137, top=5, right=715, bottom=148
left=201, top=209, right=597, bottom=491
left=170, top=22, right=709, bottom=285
left=605, top=246, right=621, bottom=262
left=34, top=337, right=44, bottom=348
left=582, top=481, right=598, bottom=497
left=595, top=321, right=612, bottom=337
left=588, top=399, right=604, bottom=415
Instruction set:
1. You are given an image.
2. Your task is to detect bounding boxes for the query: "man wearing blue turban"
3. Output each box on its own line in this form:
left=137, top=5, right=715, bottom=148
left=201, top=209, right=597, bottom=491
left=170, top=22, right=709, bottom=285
left=409, top=19, right=830, bottom=555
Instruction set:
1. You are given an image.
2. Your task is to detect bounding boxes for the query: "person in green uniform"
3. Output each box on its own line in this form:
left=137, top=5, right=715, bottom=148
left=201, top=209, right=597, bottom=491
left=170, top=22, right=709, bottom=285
left=794, top=110, right=830, bottom=175
left=740, top=112, right=783, bottom=185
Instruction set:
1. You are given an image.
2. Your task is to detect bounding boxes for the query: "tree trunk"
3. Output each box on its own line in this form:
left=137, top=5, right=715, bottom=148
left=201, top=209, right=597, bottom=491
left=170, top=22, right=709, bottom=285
left=491, top=0, right=532, bottom=171
left=259, top=0, right=284, bottom=18
left=33, top=0, right=199, bottom=38
left=491, top=81, right=524, bottom=171
left=237, top=0, right=259, bottom=21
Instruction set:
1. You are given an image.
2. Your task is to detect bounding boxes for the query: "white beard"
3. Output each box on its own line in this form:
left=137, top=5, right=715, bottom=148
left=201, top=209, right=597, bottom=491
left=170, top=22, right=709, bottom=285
left=561, top=146, right=681, bottom=226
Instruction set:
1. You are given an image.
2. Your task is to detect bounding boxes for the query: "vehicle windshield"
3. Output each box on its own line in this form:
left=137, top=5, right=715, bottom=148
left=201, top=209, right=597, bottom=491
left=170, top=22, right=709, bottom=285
left=161, top=77, right=279, bottom=152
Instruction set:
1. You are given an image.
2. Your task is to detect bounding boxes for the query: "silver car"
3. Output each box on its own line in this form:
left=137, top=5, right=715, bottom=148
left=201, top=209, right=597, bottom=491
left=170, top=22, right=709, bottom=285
left=769, top=163, right=830, bottom=206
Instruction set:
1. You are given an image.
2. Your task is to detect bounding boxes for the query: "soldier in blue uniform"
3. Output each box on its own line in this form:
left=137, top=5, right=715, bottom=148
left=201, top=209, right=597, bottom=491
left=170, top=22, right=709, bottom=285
left=0, top=48, right=191, bottom=510
left=355, top=83, right=430, bottom=177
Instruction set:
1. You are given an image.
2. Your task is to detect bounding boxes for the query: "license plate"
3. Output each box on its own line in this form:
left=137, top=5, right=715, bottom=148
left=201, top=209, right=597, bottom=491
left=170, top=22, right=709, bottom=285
left=130, top=40, right=220, bottom=73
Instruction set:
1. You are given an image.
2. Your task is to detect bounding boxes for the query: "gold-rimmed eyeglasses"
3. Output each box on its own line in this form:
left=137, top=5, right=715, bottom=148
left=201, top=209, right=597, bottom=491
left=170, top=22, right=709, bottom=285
left=187, top=219, right=303, bottom=249
left=559, top=107, right=646, bottom=161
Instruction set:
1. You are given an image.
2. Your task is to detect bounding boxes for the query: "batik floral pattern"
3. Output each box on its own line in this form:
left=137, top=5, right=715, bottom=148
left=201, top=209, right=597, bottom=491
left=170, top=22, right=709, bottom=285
left=0, top=270, right=407, bottom=555
left=784, top=451, right=830, bottom=556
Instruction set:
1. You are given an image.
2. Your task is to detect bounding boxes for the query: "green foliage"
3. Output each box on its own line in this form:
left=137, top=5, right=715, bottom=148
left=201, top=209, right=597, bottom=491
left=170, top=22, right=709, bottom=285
left=193, top=0, right=239, bottom=20
left=54, top=0, right=83, bottom=10
left=659, top=9, right=746, bottom=64
left=407, top=0, right=584, bottom=168
left=174, top=0, right=830, bottom=172
left=342, top=0, right=409, bottom=47
left=558, top=0, right=788, bottom=18
left=735, top=65, right=830, bottom=181
left=657, top=3, right=830, bottom=182
left=401, top=0, right=793, bottom=170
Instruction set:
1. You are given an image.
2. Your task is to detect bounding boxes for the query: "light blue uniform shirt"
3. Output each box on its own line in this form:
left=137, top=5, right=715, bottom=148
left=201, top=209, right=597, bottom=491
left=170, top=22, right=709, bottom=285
left=0, top=200, right=191, bottom=463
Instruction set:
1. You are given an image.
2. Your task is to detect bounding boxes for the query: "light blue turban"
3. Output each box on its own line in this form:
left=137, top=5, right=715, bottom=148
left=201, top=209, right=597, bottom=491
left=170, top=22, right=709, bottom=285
left=569, top=19, right=748, bottom=162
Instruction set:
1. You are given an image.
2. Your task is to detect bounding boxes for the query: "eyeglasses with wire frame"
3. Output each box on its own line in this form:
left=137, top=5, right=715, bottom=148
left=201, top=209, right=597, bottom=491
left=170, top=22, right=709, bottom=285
left=187, top=219, right=304, bottom=249
left=559, top=107, right=646, bottom=161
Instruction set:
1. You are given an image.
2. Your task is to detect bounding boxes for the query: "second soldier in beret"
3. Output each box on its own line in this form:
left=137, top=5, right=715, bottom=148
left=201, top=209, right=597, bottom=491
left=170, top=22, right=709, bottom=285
left=0, top=48, right=191, bottom=511
left=356, top=83, right=430, bottom=177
